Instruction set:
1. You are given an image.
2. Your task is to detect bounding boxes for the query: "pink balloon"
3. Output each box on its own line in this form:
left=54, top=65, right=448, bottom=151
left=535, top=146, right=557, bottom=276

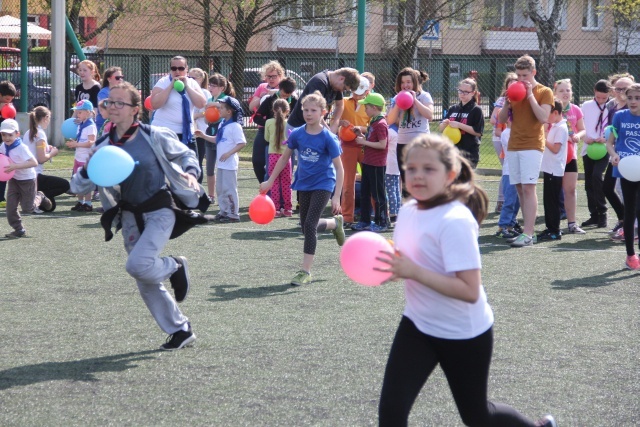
left=249, top=194, right=276, bottom=224
left=340, top=231, right=393, bottom=286
left=1, top=103, right=16, bottom=119
left=507, top=81, right=527, bottom=102
left=0, top=154, right=15, bottom=181
left=395, top=91, right=414, bottom=110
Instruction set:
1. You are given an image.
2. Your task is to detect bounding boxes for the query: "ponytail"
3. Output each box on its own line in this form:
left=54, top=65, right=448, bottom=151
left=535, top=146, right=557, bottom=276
left=272, top=99, right=290, bottom=152
left=28, top=106, right=50, bottom=142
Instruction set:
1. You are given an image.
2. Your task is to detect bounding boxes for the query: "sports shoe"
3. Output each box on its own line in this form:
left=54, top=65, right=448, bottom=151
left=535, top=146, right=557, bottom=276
left=536, top=415, right=557, bottom=427
left=92, top=191, right=100, bottom=201
left=32, top=207, right=45, bottom=214
left=611, top=228, right=625, bottom=241
left=170, top=256, right=190, bottom=303
left=510, top=233, right=536, bottom=247
left=217, top=216, right=239, bottom=223
left=513, top=223, right=524, bottom=234
left=160, top=323, right=196, bottom=350
left=37, top=191, right=53, bottom=212
left=332, top=214, right=345, bottom=246
left=274, top=210, right=283, bottom=218
left=625, top=255, right=640, bottom=270
left=495, top=228, right=515, bottom=238
left=0, top=200, right=6, bottom=208
left=83, top=204, right=93, bottom=212
left=597, top=215, right=608, bottom=228
left=500, top=228, right=520, bottom=239
left=291, top=270, right=312, bottom=286
left=581, top=217, right=598, bottom=227
left=5, top=229, right=26, bottom=239
left=283, top=209, right=293, bottom=217
left=351, top=221, right=371, bottom=232
left=70, top=201, right=84, bottom=211
left=370, top=223, right=389, bottom=233
left=567, top=223, right=586, bottom=234
left=537, top=229, right=562, bottom=241
left=609, top=221, right=623, bottom=236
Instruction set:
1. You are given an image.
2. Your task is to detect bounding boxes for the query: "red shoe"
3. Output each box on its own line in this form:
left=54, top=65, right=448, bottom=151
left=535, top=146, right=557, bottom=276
left=625, top=254, right=640, bottom=270
left=283, top=210, right=293, bottom=217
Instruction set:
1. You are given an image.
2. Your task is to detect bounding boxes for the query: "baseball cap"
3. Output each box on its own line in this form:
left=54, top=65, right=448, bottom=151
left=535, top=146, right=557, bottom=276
left=358, top=92, right=386, bottom=109
left=0, top=119, right=19, bottom=134
left=72, top=100, right=94, bottom=111
left=221, top=97, right=244, bottom=121
left=353, top=77, right=370, bottom=96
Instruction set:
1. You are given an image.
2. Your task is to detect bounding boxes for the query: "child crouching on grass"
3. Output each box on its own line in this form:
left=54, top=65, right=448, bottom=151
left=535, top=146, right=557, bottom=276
left=196, top=97, right=246, bottom=223
left=0, top=119, right=50, bottom=238
left=260, top=91, right=345, bottom=286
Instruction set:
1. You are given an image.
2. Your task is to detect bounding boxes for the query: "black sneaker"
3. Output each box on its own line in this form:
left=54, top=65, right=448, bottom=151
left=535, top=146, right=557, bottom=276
left=597, top=215, right=608, bottom=228
left=70, top=202, right=84, bottom=211
left=170, top=256, right=190, bottom=303
left=513, top=223, right=524, bottom=234
left=37, top=191, right=53, bottom=211
left=5, top=229, right=26, bottom=239
left=160, top=323, right=196, bottom=350
left=609, top=221, right=624, bottom=235
left=537, top=229, right=562, bottom=241
left=581, top=217, right=599, bottom=227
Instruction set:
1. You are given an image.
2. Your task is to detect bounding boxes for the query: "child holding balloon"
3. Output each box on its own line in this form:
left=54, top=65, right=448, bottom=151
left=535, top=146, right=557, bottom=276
left=264, top=99, right=293, bottom=217
left=66, top=100, right=97, bottom=212
left=0, top=80, right=17, bottom=208
left=0, top=119, right=38, bottom=238
left=375, top=134, right=557, bottom=427
left=438, top=78, right=484, bottom=168
left=260, top=91, right=345, bottom=286
left=606, top=83, right=640, bottom=270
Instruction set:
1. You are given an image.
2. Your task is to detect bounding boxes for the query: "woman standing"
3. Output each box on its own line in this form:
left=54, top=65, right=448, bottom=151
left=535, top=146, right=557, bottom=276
left=96, top=66, right=124, bottom=130
left=189, top=68, right=212, bottom=183
left=250, top=61, right=285, bottom=182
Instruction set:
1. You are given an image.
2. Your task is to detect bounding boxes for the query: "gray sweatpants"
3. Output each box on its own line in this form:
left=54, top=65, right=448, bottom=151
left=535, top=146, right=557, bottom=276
left=216, top=168, right=239, bottom=219
left=121, top=208, right=189, bottom=335
left=6, top=177, right=38, bottom=231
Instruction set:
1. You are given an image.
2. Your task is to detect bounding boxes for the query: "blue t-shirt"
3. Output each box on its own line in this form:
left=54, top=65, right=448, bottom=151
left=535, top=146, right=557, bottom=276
left=95, top=87, right=110, bottom=129
left=612, top=109, right=640, bottom=179
left=287, top=126, right=342, bottom=192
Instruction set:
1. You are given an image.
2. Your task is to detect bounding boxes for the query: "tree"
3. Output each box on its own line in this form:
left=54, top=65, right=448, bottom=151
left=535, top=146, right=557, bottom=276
left=526, top=0, right=567, bottom=86
left=607, top=0, right=640, bottom=54
left=374, top=0, right=478, bottom=71
left=161, top=0, right=357, bottom=98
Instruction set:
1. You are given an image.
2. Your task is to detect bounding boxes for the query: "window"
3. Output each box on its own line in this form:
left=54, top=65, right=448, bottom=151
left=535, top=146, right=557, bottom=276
left=450, top=0, right=472, bottom=29
left=483, top=0, right=533, bottom=28
left=279, top=0, right=356, bottom=27
left=383, top=0, right=419, bottom=27
left=582, top=0, right=602, bottom=29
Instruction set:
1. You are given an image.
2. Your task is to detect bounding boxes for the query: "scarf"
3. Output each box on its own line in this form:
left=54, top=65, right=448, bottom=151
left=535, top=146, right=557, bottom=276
left=216, top=118, right=234, bottom=143
left=109, top=122, right=140, bottom=146
left=170, top=75, right=193, bottom=145
left=366, top=115, right=385, bottom=140
left=562, top=103, right=574, bottom=136
left=4, top=137, right=22, bottom=158
left=594, top=98, right=607, bottom=135
left=77, top=118, right=95, bottom=141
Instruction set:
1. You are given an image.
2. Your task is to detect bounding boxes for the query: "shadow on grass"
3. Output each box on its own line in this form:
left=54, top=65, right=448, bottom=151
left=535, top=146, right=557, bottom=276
left=208, top=283, right=295, bottom=301
left=78, top=222, right=103, bottom=229
left=229, top=228, right=301, bottom=241
left=551, top=269, right=638, bottom=290
left=0, top=350, right=158, bottom=390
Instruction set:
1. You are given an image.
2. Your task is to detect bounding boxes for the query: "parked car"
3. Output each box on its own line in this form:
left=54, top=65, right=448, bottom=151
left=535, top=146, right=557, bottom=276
left=230, top=68, right=306, bottom=115
left=0, top=67, right=51, bottom=111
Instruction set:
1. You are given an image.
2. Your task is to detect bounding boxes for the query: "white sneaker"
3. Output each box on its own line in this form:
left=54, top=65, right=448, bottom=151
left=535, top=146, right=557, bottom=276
left=568, top=223, right=586, bottom=234
left=510, top=233, right=536, bottom=247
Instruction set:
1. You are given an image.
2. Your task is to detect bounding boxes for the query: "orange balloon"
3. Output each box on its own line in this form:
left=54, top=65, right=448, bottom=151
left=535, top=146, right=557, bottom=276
left=144, top=96, right=152, bottom=110
left=205, top=107, right=220, bottom=123
left=249, top=194, right=276, bottom=225
left=339, top=125, right=356, bottom=142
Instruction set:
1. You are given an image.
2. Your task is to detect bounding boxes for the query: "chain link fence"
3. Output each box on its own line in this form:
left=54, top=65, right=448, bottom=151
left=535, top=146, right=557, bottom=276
left=4, top=0, right=640, bottom=170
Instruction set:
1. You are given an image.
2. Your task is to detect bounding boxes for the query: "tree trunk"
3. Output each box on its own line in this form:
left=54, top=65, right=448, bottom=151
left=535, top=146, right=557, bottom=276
left=230, top=17, right=252, bottom=110
left=536, top=29, right=560, bottom=87
left=200, top=0, right=212, bottom=72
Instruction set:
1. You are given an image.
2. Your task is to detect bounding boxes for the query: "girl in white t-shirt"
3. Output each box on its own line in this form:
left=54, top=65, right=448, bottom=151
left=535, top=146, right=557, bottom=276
left=385, top=124, right=400, bottom=222
left=376, top=134, right=557, bottom=427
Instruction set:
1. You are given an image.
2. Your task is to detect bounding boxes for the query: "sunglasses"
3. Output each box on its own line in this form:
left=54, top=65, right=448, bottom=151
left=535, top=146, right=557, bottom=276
left=171, top=66, right=186, bottom=72
left=114, top=76, right=124, bottom=81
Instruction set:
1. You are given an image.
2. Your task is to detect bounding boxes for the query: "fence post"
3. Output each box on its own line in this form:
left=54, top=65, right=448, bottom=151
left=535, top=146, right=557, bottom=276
left=442, top=57, right=450, bottom=120
left=141, top=55, right=150, bottom=124
left=574, top=58, right=581, bottom=105
left=489, top=58, right=497, bottom=117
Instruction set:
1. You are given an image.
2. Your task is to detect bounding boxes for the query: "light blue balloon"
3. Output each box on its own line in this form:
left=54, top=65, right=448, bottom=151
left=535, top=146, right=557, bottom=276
left=61, top=118, right=78, bottom=139
left=604, top=126, right=612, bottom=140
left=87, top=146, right=136, bottom=187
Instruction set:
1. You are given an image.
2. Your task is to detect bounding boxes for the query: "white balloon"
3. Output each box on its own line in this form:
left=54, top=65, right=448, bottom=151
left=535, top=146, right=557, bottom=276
left=618, top=156, right=640, bottom=182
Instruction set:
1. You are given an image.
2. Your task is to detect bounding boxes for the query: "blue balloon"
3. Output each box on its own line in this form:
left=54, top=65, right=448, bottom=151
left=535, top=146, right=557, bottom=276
left=604, top=126, right=612, bottom=140
left=87, top=146, right=136, bottom=187
left=61, top=118, right=78, bottom=139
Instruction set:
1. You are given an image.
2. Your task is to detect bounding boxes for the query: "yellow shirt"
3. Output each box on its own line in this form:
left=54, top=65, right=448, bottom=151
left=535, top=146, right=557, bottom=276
left=508, top=84, right=554, bottom=152
left=265, top=118, right=287, bottom=155
left=340, top=97, right=370, bottom=148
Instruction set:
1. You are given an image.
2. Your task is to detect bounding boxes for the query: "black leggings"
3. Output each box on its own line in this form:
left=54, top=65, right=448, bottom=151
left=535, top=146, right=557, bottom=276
left=619, top=178, right=640, bottom=256
left=195, top=137, right=206, bottom=184
left=298, top=190, right=331, bottom=255
left=603, top=163, right=625, bottom=220
left=396, top=144, right=407, bottom=196
left=252, top=127, right=268, bottom=183
left=379, top=317, right=536, bottom=427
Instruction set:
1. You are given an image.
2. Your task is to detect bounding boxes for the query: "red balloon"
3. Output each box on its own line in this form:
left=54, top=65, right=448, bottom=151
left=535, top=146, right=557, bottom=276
left=339, top=125, right=356, bottom=142
left=144, top=96, right=152, bottom=110
left=507, top=81, right=527, bottom=102
left=249, top=194, right=276, bottom=225
left=395, top=91, right=414, bottom=110
left=0, top=153, right=15, bottom=181
left=1, top=103, right=16, bottom=119
left=205, top=106, right=220, bottom=123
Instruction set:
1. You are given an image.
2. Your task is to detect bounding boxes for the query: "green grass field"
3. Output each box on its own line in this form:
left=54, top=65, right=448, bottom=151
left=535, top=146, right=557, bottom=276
left=0, top=145, right=637, bottom=425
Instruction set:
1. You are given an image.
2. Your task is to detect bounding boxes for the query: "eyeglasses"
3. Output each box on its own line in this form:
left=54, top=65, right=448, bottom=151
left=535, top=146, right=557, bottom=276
left=170, top=66, right=186, bottom=72
left=457, top=89, right=473, bottom=95
left=614, top=87, right=628, bottom=93
left=209, top=84, right=221, bottom=88
left=266, top=74, right=279, bottom=79
left=114, top=76, right=124, bottom=81
left=103, top=100, right=136, bottom=109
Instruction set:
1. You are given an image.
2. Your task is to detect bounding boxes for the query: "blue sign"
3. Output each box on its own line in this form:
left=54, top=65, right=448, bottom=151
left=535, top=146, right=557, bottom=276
left=422, top=21, right=440, bottom=40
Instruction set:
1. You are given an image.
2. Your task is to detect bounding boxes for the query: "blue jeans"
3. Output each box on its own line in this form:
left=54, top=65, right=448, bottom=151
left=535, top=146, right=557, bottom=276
left=498, top=174, right=520, bottom=229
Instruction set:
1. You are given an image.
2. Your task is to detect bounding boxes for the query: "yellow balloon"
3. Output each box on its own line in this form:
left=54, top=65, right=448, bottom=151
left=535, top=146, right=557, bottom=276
left=443, top=126, right=462, bottom=144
